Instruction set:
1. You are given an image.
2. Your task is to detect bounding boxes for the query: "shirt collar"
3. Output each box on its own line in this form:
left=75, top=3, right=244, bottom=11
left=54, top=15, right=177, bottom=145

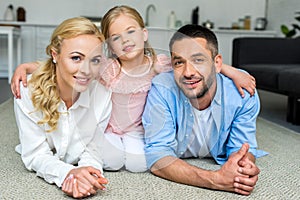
left=213, top=74, right=222, bottom=106
left=210, top=74, right=222, bottom=132
left=68, top=85, right=91, bottom=110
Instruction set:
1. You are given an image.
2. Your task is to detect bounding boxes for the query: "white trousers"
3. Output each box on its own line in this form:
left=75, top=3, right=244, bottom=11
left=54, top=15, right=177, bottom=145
left=101, top=131, right=147, bottom=172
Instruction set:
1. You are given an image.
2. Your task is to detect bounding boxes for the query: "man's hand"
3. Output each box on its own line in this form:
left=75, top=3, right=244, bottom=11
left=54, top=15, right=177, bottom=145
left=62, top=166, right=108, bottom=198
left=234, top=152, right=260, bottom=195
left=214, top=143, right=257, bottom=195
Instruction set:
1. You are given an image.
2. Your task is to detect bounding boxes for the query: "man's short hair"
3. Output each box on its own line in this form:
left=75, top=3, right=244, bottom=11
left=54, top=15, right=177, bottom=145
left=169, top=24, right=219, bottom=58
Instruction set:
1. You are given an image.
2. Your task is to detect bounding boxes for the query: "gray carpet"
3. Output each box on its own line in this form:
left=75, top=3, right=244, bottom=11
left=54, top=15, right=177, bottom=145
left=0, top=98, right=299, bottom=200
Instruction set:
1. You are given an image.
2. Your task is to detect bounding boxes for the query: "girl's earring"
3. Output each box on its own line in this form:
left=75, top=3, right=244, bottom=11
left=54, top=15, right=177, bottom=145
left=53, top=59, right=56, bottom=64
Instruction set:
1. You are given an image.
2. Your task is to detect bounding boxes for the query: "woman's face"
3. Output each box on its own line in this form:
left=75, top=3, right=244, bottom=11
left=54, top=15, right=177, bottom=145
left=53, top=34, right=103, bottom=97
left=108, top=14, right=148, bottom=61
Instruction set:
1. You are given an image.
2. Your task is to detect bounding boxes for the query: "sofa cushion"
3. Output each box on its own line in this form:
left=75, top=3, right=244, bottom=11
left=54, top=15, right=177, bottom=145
left=240, top=64, right=298, bottom=91
left=278, top=66, right=300, bottom=95
left=232, top=38, right=300, bottom=66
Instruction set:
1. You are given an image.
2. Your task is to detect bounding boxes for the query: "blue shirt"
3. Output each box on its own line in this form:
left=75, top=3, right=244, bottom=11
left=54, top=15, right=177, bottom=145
left=142, top=71, right=267, bottom=169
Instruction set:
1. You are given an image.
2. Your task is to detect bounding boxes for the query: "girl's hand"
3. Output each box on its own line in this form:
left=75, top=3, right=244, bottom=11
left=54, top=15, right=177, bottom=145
left=220, top=64, right=256, bottom=98
left=11, top=62, right=38, bottom=98
left=232, top=70, right=256, bottom=98
left=11, top=63, right=28, bottom=99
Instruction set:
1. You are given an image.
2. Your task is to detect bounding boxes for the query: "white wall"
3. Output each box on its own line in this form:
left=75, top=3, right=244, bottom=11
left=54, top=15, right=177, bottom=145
left=267, top=0, right=300, bottom=36
left=1, top=0, right=299, bottom=35
left=1, top=0, right=264, bottom=27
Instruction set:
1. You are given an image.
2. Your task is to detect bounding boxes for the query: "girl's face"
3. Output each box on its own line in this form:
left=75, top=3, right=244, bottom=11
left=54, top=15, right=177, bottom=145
left=52, top=34, right=103, bottom=98
left=108, top=14, right=148, bottom=61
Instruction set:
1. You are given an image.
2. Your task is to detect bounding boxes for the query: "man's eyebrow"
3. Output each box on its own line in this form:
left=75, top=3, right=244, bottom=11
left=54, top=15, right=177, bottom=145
left=172, top=55, right=182, bottom=60
left=191, top=53, right=205, bottom=57
left=172, top=53, right=205, bottom=60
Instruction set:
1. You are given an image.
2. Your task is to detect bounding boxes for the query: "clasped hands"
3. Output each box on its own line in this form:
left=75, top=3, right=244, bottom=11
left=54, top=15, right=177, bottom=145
left=216, top=143, right=260, bottom=196
left=62, top=166, right=108, bottom=198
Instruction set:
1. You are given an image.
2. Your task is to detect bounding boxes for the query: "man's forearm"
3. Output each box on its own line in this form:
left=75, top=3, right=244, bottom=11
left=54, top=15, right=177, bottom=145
left=151, top=156, right=216, bottom=189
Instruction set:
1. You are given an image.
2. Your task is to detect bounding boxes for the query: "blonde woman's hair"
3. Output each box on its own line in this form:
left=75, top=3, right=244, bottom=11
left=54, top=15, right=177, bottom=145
left=29, top=17, right=104, bottom=132
left=101, top=5, right=156, bottom=63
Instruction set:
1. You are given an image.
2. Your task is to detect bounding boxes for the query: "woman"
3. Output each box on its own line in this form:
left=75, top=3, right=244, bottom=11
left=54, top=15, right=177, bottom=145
left=14, top=17, right=111, bottom=198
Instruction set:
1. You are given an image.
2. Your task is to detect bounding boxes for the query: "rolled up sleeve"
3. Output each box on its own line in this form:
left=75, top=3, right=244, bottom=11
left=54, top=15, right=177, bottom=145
left=143, top=84, right=178, bottom=169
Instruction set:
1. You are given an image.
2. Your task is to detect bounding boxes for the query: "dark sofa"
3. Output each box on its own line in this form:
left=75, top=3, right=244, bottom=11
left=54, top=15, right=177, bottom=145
left=232, top=37, right=300, bottom=125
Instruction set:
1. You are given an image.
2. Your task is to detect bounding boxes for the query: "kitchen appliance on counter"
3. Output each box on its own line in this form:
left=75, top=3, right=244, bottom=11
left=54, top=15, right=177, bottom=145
left=255, top=17, right=267, bottom=30
left=202, top=20, right=214, bottom=29
left=4, top=4, right=15, bottom=21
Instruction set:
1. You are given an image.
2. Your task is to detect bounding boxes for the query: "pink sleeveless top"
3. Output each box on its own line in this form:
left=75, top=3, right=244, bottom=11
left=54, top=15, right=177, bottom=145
left=99, top=54, right=172, bottom=135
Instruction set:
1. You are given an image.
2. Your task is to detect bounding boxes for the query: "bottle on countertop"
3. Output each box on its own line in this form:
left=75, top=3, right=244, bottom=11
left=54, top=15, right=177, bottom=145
left=244, top=15, right=251, bottom=30
left=191, top=6, right=199, bottom=25
left=168, top=11, right=176, bottom=29
left=4, top=4, right=15, bottom=21
left=238, top=18, right=245, bottom=29
left=17, top=7, right=26, bottom=22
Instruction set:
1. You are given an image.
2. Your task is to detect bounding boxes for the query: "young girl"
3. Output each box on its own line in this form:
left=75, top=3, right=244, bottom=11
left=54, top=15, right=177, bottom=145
left=11, top=5, right=256, bottom=173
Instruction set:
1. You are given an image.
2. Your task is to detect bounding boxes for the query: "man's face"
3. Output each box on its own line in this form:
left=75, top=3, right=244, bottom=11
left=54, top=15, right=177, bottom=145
left=171, top=37, right=220, bottom=100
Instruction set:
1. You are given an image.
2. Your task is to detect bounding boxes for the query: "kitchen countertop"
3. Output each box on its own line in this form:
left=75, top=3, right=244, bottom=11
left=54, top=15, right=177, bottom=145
left=0, top=21, right=58, bottom=27
left=145, top=26, right=277, bottom=34
left=0, top=21, right=277, bottom=35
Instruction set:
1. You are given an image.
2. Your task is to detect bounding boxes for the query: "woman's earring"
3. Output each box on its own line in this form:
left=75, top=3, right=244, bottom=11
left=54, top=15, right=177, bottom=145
left=53, top=59, right=56, bottom=64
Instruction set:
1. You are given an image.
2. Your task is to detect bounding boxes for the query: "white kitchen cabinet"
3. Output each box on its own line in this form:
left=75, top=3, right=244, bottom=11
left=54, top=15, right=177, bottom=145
left=148, top=27, right=176, bottom=55
left=20, top=26, right=36, bottom=63
left=20, top=25, right=56, bottom=63
left=36, top=26, right=56, bottom=60
left=0, top=26, right=21, bottom=82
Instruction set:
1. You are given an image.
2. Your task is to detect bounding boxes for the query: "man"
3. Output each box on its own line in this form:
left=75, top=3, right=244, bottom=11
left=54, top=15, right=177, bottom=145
left=142, top=24, right=267, bottom=195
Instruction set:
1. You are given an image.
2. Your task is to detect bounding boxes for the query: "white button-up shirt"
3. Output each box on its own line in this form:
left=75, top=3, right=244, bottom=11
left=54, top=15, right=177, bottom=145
left=14, top=78, right=112, bottom=187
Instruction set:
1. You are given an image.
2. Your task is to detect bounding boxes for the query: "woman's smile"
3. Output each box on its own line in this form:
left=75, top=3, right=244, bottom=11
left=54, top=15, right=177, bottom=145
left=73, top=75, right=91, bottom=85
